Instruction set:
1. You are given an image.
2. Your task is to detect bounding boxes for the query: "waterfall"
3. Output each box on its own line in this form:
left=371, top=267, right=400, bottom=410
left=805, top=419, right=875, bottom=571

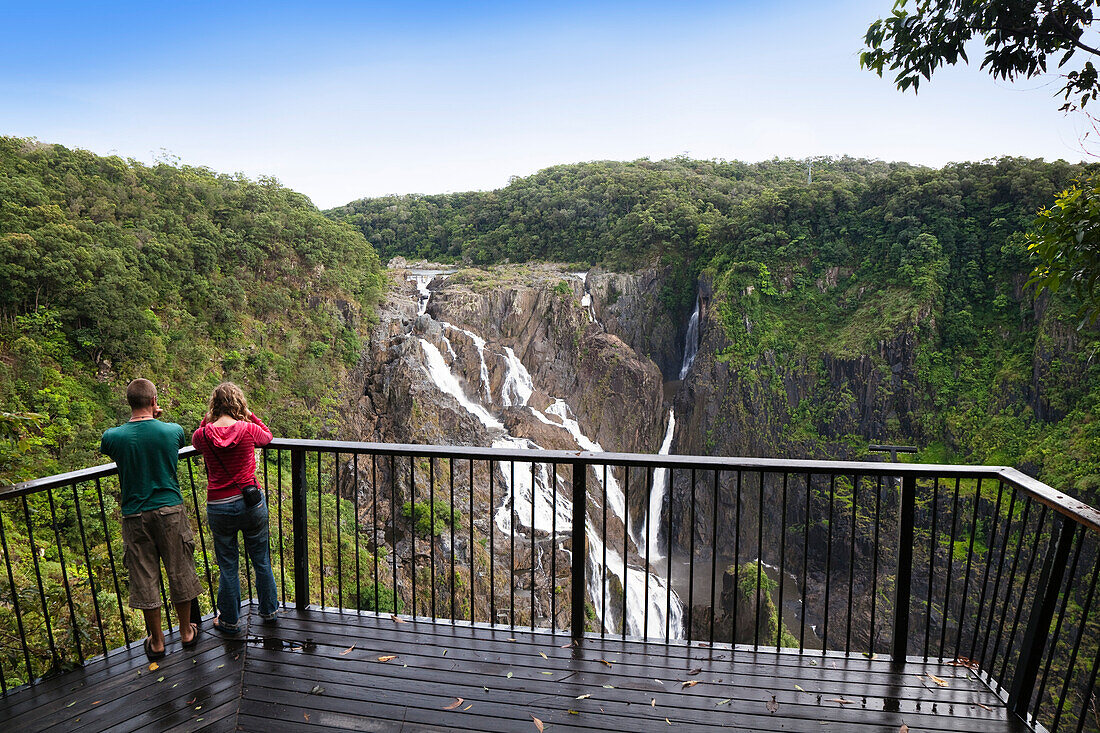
left=410, top=274, right=433, bottom=316
left=679, top=295, right=700, bottom=380
left=638, top=409, right=675, bottom=563
left=417, top=316, right=683, bottom=639
left=573, top=272, right=597, bottom=324
left=418, top=338, right=502, bottom=430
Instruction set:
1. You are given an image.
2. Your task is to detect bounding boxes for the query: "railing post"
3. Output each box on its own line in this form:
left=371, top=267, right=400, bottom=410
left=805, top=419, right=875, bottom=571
left=571, top=460, right=587, bottom=644
left=891, top=475, right=916, bottom=663
left=292, top=448, right=310, bottom=612
left=1008, top=514, right=1075, bottom=718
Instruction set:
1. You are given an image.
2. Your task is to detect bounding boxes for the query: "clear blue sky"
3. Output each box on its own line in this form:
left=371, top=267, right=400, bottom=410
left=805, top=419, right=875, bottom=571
left=1, top=1, right=1092, bottom=208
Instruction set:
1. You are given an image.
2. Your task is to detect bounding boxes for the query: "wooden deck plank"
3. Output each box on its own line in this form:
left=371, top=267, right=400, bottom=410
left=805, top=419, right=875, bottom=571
left=0, top=606, right=1030, bottom=733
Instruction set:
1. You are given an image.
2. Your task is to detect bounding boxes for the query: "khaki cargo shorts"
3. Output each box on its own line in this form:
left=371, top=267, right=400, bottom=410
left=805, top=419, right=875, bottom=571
left=121, top=503, right=202, bottom=609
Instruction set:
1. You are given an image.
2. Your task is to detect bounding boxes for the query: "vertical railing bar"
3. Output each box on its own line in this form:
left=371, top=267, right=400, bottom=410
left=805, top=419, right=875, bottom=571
left=277, top=449, right=286, bottom=607
left=95, top=477, right=130, bottom=645
left=71, top=481, right=107, bottom=658
left=390, top=455, right=398, bottom=615
left=990, top=495, right=1033, bottom=680
left=799, top=472, right=810, bottom=652
left=186, top=457, right=216, bottom=610
left=644, top=466, right=651, bottom=640
left=892, top=475, right=917, bottom=664
left=46, top=485, right=83, bottom=664
left=777, top=472, right=788, bottom=650
left=1035, top=524, right=1083, bottom=723
left=0, top=508, right=34, bottom=683
left=998, top=502, right=1049, bottom=687
left=372, top=453, right=380, bottom=614
left=551, top=461, right=557, bottom=635
left=925, top=476, right=940, bottom=660
left=449, top=457, right=456, bottom=624
left=336, top=453, right=343, bottom=611
left=940, top=476, right=962, bottom=658
left=511, top=459, right=517, bottom=630
left=979, top=485, right=1018, bottom=671
left=846, top=473, right=858, bottom=656
left=967, top=479, right=1004, bottom=662
left=871, top=475, right=881, bottom=655
left=622, top=466, right=629, bottom=640
left=409, top=456, right=416, bottom=617
left=953, top=477, right=983, bottom=659
left=1008, top=513, right=1075, bottom=718
left=489, top=458, right=495, bottom=626
left=22, top=495, right=57, bottom=666
left=353, top=453, right=361, bottom=615
left=822, top=473, right=835, bottom=655
left=316, top=452, right=323, bottom=608
left=709, top=469, right=720, bottom=646
left=157, top=572, right=173, bottom=634
left=687, top=467, right=697, bottom=644
left=755, top=471, right=764, bottom=651
left=601, top=463, right=607, bottom=638
left=291, top=448, right=309, bottom=611
left=469, top=458, right=475, bottom=625
left=666, top=466, right=674, bottom=644
left=430, top=456, right=437, bottom=622
left=531, top=460, right=536, bottom=630
left=1072, top=639, right=1100, bottom=733
left=570, top=459, right=587, bottom=644
left=731, top=469, right=741, bottom=650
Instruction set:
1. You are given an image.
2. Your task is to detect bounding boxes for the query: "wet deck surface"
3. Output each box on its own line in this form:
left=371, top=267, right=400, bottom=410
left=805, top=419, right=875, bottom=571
left=0, top=607, right=1028, bottom=732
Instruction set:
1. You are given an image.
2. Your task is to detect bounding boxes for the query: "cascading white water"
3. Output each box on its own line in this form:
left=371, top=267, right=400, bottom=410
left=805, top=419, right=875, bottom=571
left=410, top=274, right=433, bottom=316
left=418, top=338, right=502, bottom=430
left=573, top=272, right=597, bottom=324
left=417, top=321, right=683, bottom=638
left=442, top=323, right=492, bottom=402
left=679, top=296, right=700, bottom=380
left=637, top=408, right=675, bottom=563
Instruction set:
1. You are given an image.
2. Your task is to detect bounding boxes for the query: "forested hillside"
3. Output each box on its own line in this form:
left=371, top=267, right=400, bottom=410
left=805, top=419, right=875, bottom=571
left=332, top=156, right=1100, bottom=498
left=0, top=137, right=385, bottom=484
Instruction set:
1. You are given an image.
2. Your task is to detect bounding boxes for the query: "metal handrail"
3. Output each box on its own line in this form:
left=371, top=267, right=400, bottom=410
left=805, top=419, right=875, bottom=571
left=8, top=439, right=1099, bottom=534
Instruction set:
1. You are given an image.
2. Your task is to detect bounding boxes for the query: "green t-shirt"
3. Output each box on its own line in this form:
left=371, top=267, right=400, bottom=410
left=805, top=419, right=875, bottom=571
left=100, top=420, right=187, bottom=515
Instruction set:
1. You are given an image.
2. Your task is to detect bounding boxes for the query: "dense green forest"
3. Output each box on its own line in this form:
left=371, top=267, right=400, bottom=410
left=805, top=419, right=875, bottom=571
left=332, top=156, right=1100, bottom=500
left=0, top=136, right=385, bottom=484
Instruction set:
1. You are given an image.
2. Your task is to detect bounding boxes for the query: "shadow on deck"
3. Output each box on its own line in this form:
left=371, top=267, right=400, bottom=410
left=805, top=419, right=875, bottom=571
left=0, top=606, right=1026, bottom=733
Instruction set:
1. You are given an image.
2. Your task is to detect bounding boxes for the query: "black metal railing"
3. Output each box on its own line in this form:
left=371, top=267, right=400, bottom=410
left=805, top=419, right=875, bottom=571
left=1, top=440, right=1098, bottom=731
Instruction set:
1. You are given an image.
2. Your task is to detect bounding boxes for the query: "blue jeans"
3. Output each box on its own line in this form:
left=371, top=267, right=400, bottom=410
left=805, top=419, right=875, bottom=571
left=206, top=495, right=278, bottom=631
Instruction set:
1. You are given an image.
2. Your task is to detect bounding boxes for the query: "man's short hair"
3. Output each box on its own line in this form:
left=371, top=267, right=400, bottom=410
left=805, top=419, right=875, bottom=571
left=126, top=379, right=157, bottom=410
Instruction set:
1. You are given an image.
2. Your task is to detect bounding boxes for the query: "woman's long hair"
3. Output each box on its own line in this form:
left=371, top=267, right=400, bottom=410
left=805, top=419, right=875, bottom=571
left=208, top=382, right=249, bottom=421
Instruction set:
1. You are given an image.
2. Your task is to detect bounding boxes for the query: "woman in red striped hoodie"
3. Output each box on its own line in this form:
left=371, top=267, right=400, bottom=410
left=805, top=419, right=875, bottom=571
left=192, top=382, right=277, bottom=634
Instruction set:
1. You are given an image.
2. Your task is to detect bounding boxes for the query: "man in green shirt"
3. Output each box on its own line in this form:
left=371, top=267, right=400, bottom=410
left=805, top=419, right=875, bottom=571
left=100, top=378, right=200, bottom=659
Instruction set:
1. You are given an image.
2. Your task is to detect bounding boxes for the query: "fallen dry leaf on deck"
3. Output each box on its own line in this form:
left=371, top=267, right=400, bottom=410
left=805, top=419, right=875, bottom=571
left=186, top=697, right=197, bottom=705
left=928, top=674, right=949, bottom=687
left=309, top=685, right=325, bottom=695
left=377, top=655, right=397, bottom=662
left=651, top=698, right=656, bottom=708
left=826, top=698, right=855, bottom=705
left=442, top=649, right=448, bottom=656
left=598, top=658, right=612, bottom=668
left=531, top=714, right=545, bottom=732
left=766, top=695, right=778, bottom=713
left=304, top=713, right=310, bottom=722
left=715, top=699, right=732, bottom=706
left=463, top=704, right=472, bottom=711
left=681, top=680, right=698, bottom=689
left=390, top=614, right=405, bottom=623
left=443, top=698, right=464, bottom=710
left=539, top=651, right=548, bottom=660
left=576, top=694, right=591, bottom=700
left=148, top=662, right=159, bottom=671
left=665, top=718, right=672, bottom=725
left=794, top=684, right=806, bottom=692
left=507, top=672, right=514, bottom=678
left=976, top=702, right=993, bottom=711
left=339, top=644, right=355, bottom=656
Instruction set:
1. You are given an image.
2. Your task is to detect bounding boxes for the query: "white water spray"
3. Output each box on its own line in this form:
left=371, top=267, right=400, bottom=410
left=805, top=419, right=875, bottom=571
left=679, top=296, right=700, bottom=380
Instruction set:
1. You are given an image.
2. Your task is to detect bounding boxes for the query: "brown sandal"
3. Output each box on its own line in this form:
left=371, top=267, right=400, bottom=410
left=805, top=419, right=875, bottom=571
left=181, top=622, right=199, bottom=649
